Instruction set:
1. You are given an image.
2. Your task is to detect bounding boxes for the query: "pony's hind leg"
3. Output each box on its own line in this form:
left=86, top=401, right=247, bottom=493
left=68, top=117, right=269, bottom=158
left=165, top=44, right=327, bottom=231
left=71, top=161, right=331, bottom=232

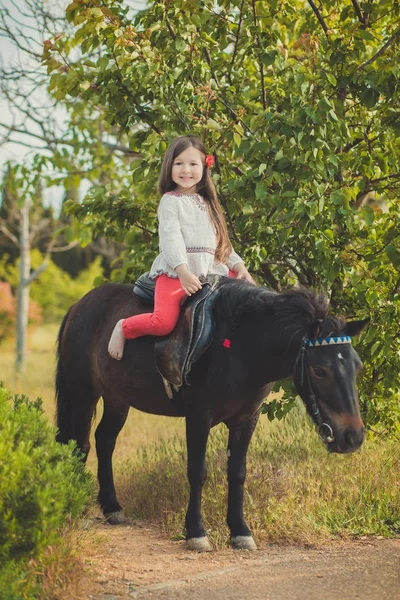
left=95, top=396, right=130, bottom=524
left=56, top=378, right=99, bottom=462
left=56, top=319, right=99, bottom=461
left=71, top=390, right=100, bottom=462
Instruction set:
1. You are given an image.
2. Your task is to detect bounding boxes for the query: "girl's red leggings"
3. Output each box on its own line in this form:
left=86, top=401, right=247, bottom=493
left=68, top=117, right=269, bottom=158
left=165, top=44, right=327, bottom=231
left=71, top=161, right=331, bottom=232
left=122, top=274, right=187, bottom=339
left=122, top=271, right=236, bottom=340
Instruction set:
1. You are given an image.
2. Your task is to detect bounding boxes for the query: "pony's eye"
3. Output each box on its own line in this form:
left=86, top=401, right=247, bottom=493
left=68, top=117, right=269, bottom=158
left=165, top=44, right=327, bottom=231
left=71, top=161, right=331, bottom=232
left=313, top=366, right=327, bottom=378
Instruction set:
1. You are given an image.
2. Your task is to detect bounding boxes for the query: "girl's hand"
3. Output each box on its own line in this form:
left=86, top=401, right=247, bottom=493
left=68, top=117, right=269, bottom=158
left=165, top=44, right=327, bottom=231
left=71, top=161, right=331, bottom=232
left=233, top=264, right=256, bottom=284
left=175, top=264, right=202, bottom=296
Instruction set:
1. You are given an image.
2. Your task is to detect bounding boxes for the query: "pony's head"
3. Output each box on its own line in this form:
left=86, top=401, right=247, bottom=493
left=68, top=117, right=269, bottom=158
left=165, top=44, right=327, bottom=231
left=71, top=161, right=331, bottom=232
left=293, top=316, right=369, bottom=453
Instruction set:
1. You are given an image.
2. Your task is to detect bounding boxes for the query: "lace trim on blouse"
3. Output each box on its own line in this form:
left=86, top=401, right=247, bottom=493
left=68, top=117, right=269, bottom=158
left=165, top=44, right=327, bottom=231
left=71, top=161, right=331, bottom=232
left=165, top=191, right=207, bottom=211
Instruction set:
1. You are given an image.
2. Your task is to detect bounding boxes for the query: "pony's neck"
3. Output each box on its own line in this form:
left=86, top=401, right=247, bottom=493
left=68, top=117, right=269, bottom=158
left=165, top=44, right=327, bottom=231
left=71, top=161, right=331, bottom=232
left=237, top=312, right=305, bottom=384
left=214, top=281, right=334, bottom=386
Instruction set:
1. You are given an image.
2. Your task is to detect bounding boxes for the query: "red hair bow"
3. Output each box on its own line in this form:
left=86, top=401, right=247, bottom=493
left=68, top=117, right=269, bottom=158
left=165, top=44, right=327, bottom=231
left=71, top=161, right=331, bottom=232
left=205, top=154, right=214, bottom=168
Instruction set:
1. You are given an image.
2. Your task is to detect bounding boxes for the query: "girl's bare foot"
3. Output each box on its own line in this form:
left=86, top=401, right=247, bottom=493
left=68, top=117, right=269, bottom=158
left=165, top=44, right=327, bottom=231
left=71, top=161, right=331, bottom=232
left=108, top=319, right=126, bottom=360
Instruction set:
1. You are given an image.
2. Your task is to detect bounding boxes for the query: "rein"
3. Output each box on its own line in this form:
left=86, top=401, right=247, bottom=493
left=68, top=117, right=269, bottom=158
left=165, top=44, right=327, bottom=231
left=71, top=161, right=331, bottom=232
left=296, top=335, right=352, bottom=443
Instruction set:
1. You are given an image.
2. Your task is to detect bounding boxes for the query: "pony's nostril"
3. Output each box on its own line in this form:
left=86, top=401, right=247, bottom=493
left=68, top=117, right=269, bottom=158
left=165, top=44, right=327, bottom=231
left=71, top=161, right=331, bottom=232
left=345, top=428, right=364, bottom=448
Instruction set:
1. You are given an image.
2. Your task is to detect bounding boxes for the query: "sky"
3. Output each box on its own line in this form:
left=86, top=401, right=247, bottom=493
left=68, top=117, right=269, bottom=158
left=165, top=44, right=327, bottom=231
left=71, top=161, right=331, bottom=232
left=0, top=0, right=147, bottom=209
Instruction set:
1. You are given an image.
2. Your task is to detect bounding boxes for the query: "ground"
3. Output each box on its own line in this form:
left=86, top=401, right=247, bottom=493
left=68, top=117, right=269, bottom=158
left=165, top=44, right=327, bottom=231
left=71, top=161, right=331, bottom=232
left=76, top=519, right=400, bottom=600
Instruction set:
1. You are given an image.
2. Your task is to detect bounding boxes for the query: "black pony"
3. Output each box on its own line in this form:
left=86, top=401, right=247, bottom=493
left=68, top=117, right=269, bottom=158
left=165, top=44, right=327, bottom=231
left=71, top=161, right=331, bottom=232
left=56, top=279, right=367, bottom=551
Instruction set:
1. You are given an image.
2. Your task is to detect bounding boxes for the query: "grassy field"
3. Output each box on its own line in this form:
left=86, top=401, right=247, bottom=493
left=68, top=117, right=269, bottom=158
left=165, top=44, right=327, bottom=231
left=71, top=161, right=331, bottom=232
left=1, top=323, right=400, bottom=551
left=0, top=324, right=186, bottom=471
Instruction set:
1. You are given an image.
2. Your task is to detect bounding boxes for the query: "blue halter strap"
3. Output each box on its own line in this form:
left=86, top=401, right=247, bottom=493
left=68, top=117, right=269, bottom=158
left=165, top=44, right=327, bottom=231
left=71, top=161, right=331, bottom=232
left=305, top=336, right=352, bottom=347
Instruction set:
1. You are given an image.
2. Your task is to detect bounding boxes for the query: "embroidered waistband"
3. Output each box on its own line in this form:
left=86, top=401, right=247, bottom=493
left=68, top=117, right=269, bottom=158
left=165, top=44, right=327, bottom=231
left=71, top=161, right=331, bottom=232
left=186, top=247, right=215, bottom=255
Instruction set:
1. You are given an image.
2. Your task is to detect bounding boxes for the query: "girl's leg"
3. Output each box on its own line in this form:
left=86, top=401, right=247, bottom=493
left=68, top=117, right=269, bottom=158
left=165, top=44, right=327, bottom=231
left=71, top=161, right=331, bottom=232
left=108, top=275, right=186, bottom=360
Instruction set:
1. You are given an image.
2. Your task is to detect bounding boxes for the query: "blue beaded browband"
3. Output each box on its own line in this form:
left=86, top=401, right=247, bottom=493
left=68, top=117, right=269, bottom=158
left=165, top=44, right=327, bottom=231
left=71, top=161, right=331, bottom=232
left=305, top=336, right=352, bottom=347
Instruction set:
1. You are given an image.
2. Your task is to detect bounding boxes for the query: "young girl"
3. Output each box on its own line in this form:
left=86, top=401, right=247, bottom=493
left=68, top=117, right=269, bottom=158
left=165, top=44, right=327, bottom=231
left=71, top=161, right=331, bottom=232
left=108, top=135, right=254, bottom=360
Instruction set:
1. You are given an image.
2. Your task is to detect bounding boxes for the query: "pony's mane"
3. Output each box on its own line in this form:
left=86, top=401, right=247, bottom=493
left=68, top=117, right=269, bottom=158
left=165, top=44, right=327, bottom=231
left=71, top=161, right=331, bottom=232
left=215, top=279, right=346, bottom=337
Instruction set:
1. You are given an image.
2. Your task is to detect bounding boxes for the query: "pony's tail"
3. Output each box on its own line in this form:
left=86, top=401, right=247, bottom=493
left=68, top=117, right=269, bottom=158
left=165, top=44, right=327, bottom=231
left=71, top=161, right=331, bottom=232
left=55, top=307, right=73, bottom=444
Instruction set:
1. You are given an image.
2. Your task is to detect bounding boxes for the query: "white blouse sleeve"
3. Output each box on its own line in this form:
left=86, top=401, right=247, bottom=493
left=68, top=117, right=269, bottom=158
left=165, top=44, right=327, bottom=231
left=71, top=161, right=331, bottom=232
left=158, top=194, right=188, bottom=270
left=227, top=248, right=244, bottom=270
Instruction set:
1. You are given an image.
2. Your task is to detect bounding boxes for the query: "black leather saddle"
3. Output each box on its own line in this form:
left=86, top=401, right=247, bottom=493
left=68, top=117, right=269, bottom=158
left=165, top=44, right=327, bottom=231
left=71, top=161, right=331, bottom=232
left=133, top=273, right=222, bottom=396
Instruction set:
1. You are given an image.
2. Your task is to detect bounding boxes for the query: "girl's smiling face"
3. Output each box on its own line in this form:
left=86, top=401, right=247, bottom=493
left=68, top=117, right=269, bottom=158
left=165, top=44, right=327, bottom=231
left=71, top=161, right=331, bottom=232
left=171, top=146, right=204, bottom=193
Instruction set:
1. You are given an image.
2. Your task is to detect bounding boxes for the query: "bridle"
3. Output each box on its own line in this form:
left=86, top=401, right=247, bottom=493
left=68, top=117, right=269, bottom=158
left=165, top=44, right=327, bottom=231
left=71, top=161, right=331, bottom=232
left=295, top=335, right=353, bottom=444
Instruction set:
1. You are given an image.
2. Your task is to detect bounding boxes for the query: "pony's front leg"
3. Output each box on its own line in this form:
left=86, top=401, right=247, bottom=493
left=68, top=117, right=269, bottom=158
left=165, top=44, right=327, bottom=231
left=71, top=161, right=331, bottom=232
left=226, top=414, right=259, bottom=550
left=185, top=411, right=212, bottom=552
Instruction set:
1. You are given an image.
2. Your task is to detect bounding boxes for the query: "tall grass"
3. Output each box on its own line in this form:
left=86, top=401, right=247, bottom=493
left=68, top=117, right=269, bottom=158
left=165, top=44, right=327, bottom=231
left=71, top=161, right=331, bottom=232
left=115, top=405, right=400, bottom=548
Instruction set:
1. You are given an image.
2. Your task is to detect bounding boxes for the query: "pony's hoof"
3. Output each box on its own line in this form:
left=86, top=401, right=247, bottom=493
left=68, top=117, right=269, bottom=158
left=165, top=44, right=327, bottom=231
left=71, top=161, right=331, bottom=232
left=186, top=536, right=212, bottom=552
left=231, top=535, right=257, bottom=550
left=104, top=510, right=127, bottom=525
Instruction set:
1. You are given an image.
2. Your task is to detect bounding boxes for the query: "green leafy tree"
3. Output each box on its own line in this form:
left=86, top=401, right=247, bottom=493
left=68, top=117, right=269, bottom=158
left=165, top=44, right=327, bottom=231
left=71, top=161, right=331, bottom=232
left=44, top=0, right=399, bottom=433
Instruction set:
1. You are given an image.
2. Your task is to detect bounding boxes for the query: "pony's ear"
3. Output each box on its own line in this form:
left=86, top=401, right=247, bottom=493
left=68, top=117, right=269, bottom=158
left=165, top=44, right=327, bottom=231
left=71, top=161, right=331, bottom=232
left=307, top=319, right=323, bottom=340
left=345, top=317, right=370, bottom=337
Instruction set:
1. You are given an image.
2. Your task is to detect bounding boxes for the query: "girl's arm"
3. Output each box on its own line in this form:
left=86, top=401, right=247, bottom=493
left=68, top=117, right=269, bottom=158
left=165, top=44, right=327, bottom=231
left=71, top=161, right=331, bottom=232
left=227, top=249, right=255, bottom=284
left=227, top=249, right=244, bottom=271
left=158, top=194, right=188, bottom=270
left=158, top=195, right=202, bottom=294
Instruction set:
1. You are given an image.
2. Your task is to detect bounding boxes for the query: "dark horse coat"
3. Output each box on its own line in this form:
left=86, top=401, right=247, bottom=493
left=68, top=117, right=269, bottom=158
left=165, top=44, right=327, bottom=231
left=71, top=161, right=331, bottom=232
left=56, top=279, right=367, bottom=551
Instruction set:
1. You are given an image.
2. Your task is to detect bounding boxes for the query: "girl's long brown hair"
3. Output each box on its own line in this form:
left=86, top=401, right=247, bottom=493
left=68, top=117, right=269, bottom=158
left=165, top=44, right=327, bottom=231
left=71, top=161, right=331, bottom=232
left=158, top=135, right=232, bottom=263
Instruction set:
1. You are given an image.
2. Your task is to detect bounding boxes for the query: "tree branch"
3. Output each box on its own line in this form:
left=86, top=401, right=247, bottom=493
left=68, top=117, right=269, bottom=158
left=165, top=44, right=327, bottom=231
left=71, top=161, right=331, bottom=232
left=0, top=122, right=141, bottom=156
left=370, top=173, right=400, bottom=184
left=351, top=0, right=367, bottom=26
left=307, top=0, right=329, bottom=36
left=0, top=222, right=19, bottom=246
left=228, top=0, right=245, bottom=85
left=24, top=260, right=48, bottom=286
left=49, top=240, right=80, bottom=253
left=251, top=0, right=266, bottom=110
left=360, top=27, right=400, bottom=68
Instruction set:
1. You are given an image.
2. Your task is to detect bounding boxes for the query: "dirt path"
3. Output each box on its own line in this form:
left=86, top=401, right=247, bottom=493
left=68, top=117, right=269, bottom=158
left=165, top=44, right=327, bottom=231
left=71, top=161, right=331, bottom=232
left=79, top=519, right=400, bottom=600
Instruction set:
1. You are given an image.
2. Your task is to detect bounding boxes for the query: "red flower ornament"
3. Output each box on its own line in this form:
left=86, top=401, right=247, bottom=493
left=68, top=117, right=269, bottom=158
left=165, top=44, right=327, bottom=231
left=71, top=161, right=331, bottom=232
left=205, top=154, right=214, bottom=168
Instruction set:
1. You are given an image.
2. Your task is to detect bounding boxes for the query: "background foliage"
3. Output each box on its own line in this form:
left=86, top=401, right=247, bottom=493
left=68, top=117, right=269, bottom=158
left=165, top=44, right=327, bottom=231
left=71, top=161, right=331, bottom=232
left=3, top=0, right=399, bottom=432
left=1, top=251, right=103, bottom=323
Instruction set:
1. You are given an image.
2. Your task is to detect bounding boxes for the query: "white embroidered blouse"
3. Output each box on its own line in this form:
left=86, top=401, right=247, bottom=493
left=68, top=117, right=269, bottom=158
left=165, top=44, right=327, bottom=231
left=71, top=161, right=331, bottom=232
left=149, top=192, right=243, bottom=280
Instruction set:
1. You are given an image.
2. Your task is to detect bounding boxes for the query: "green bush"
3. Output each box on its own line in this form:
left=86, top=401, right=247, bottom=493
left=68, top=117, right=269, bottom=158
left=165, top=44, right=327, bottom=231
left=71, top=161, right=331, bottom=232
left=0, top=384, right=94, bottom=597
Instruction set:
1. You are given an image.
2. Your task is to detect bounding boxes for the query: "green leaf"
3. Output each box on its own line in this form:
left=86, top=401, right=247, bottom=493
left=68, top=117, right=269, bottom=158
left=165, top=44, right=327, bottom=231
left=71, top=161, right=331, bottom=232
left=206, top=118, right=221, bottom=131
left=386, top=244, right=400, bottom=268
left=326, top=73, right=337, bottom=86
left=360, top=88, right=380, bottom=108
left=260, top=50, right=276, bottom=66
left=259, top=163, right=267, bottom=175
left=175, top=39, right=186, bottom=52
left=242, top=203, right=254, bottom=215
left=301, top=81, right=309, bottom=95
left=362, top=205, right=375, bottom=226
left=233, top=132, right=241, bottom=147
left=255, top=183, right=267, bottom=200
